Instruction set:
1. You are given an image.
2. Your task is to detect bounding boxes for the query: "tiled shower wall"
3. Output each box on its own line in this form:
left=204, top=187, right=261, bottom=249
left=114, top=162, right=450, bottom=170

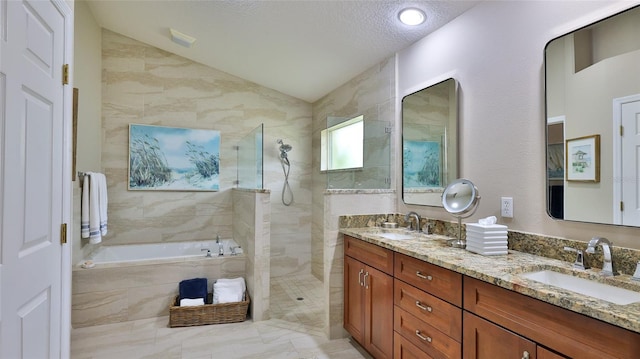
left=86, top=30, right=312, bottom=277
left=311, top=57, right=396, bottom=282
left=311, top=57, right=397, bottom=338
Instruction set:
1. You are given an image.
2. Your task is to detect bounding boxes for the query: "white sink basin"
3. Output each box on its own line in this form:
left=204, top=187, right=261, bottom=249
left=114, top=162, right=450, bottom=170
left=376, top=232, right=415, bottom=240
left=521, top=270, right=640, bottom=305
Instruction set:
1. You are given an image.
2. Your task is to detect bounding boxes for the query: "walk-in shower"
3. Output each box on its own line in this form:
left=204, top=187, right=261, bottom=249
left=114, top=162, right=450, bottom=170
left=277, top=139, right=294, bottom=206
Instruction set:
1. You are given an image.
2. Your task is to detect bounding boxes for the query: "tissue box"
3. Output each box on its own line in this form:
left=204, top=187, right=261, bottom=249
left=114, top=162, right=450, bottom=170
left=466, top=222, right=508, bottom=255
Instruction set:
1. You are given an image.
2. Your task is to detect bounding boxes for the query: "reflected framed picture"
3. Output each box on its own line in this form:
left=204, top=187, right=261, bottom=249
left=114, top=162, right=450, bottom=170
left=547, top=143, right=564, bottom=180
left=128, top=124, right=220, bottom=191
left=566, top=134, right=600, bottom=182
left=403, top=140, right=442, bottom=188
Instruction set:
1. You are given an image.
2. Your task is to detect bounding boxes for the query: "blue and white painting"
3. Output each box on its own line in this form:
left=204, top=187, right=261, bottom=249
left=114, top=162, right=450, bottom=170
left=403, top=140, right=441, bottom=188
left=129, top=124, right=220, bottom=191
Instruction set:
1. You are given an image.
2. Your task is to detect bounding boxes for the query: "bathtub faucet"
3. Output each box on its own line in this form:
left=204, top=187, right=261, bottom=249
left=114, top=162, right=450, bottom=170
left=201, top=248, right=212, bottom=257
left=216, top=235, right=224, bottom=256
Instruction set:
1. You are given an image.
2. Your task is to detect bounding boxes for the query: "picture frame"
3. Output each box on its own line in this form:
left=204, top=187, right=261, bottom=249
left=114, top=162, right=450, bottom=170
left=128, top=124, right=221, bottom=191
left=566, top=134, right=600, bottom=182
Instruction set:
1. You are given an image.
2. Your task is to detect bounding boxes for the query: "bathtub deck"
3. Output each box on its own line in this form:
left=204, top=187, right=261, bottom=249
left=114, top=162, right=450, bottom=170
left=71, top=274, right=372, bottom=358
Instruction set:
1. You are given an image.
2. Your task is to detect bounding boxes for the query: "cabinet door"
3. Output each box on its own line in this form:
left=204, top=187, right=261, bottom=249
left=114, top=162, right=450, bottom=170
left=463, top=311, right=536, bottom=359
left=364, top=265, right=394, bottom=359
left=344, top=256, right=365, bottom=343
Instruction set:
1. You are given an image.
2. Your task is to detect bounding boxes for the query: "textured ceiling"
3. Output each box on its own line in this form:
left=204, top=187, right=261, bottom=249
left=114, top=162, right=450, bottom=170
left=85, top=0, right=479, bottom=103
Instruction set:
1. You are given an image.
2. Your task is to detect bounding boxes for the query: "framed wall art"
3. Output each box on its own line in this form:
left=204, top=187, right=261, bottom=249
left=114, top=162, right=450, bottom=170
left=566, top=134, right=600, bottom=182
left=128, top=124, right=220, bottom=191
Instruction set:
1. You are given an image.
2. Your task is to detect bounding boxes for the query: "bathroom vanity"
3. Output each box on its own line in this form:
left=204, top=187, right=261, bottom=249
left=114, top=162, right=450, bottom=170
left=342, top=231, right=640, bottom=359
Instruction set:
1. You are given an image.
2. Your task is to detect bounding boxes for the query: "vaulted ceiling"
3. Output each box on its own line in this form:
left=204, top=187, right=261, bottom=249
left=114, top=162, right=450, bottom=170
left=86, top=1, right=479, bottom=102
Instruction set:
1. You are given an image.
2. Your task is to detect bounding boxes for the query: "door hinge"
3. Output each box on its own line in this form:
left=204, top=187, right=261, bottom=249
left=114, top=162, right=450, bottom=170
left=621, top=201, right=624, bottom=212
left=62, top=64, right=69, bottom=85
left=620, top=125, right=624, bottom=137
left=60, top=223, right=67, bottom=244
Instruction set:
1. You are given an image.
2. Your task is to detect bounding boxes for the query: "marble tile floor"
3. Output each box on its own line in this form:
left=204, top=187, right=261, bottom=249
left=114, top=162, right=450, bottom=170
left=71, top=274, right=372, bottom=359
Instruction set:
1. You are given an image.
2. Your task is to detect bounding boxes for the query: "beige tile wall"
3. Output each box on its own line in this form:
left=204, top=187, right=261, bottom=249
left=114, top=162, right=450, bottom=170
left=311, top=57, right=397, bottom=338
left=71, top=256, right=246, bottom=328
left=79, top=30, right=312, bottom=279
left=232, top=189, right=271, bottom=321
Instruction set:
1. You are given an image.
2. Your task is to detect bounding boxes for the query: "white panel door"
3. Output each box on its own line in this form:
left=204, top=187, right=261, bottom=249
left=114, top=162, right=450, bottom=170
left=622, top=99, right=640, bottom=226
left=1, top=0, right=66, bottom=358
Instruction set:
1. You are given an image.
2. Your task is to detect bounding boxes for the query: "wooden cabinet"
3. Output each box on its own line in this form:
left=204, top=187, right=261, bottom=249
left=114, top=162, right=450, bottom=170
left=464, top=311, right=570, bottom=359
left=344, top=236, right=393, bottom=359
left=393, top=252, right=462, bottom=359
left=394, top=253, right=462, bottom=306
left=463, top=311, right=535, bottom=359
left=464, top=276, right=640, bottom=358
left=394, top=332, right=436, bottom=359
left=343, top=234, right=640, bottom=359
left=537, top=347, right=568, bottom=359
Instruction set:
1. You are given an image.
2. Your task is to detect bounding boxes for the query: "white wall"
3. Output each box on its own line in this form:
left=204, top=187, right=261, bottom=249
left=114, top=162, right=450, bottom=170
left=396, top=0, right=640, bottom=250
left=72, top=0, right=102, bottom=263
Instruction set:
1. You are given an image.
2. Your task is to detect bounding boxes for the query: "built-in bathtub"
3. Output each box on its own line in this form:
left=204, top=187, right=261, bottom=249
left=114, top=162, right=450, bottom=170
left=85, top=239, right=242, bottom=264
left=71, top=239, right=247, bottom=328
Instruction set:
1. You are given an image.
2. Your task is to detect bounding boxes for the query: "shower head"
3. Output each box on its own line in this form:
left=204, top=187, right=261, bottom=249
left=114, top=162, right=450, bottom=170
left=277, top=139, right=292, bottom=153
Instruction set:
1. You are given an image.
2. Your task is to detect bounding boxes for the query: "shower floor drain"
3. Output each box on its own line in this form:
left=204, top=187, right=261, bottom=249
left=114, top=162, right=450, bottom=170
left=296, top=297, right=304, bottom=301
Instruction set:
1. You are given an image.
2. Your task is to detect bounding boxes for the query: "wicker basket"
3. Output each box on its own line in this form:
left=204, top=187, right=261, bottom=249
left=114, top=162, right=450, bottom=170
left=169, top=292, right=250, bottom=327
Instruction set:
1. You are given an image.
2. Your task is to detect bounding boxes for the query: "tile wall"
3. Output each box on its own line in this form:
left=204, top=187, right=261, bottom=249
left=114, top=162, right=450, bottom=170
left=73, top=30, right=313, bottom=279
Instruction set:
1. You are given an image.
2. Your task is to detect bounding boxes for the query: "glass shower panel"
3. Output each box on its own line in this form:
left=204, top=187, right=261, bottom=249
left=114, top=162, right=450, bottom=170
left=236, top=124, right=263, bottom=189
left=325, top=113, right=391, bottom=189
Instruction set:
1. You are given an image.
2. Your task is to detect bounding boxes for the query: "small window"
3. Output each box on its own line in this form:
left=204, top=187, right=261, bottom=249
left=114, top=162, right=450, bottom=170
left=321, top=115, right=364, bottom=171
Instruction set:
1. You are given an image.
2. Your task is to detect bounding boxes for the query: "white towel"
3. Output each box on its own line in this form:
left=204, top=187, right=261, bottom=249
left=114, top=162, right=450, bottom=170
left=180, top=298, right=205, bottom=307
left=81, top=172, right=108, bottom=244
left=213, top=278, right=246, bottom=304
left=216, top=277, right=246, bottom=293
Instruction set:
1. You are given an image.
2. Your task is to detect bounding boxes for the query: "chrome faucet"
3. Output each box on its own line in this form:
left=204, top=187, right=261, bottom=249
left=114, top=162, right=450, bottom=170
left=563, top=246, right=588, bottom=270
left=404, top=211, right=421, bottom=232
left=216, top=235, right=224, bottom=256
left=585, top=236, right=615, bottom=276
left=201, top=248, right=212, bottom=257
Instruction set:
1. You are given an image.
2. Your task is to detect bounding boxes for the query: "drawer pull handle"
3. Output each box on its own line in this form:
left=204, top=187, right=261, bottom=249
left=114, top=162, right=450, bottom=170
left=416, top=271, right=433, bottom=281
left=358, top=269, right=364, bottom=286
left=522, top=351, right=530, bottom=359
left=415, top=330, right=432, bottom=343
left=415, top=301, right=432, bottom=312
left=363, top=272, right=369, bottom=289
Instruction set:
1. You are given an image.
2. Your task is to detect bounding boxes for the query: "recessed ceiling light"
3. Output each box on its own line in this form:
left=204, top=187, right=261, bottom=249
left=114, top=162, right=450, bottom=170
left=398, top=8, right=426, bottom=26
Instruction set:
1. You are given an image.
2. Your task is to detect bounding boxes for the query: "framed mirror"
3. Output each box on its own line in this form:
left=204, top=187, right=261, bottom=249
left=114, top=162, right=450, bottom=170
left=545, top=5, right=640, bottom=227
left=402, top=78, right=458, bottom=206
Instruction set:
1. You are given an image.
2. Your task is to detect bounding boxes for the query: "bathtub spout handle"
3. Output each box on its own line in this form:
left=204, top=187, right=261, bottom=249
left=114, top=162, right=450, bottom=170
left=201, top=248, right=212, bottom=257
left=230, top=246, right=240, bottom=256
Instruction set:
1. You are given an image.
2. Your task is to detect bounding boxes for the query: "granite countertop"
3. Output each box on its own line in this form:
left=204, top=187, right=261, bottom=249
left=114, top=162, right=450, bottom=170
left=341, top=227, right=640, bottom=334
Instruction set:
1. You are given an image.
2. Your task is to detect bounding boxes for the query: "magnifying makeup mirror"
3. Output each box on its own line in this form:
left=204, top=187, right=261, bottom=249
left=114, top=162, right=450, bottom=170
left=442, top=178, right=481, bottom=248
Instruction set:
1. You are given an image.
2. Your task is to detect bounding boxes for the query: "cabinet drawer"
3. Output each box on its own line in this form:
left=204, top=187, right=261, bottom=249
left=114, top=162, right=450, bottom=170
left=394, top=332, right=436, bottom=359
left=464, top=276, right=640, bottom=358
left=394, top=308, right=461, bottom=359
left=344, top=235, right=393, bottom=275
left=394, top=279, right=461, bottom=341
left=394, top=253, right=462, bottom=306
